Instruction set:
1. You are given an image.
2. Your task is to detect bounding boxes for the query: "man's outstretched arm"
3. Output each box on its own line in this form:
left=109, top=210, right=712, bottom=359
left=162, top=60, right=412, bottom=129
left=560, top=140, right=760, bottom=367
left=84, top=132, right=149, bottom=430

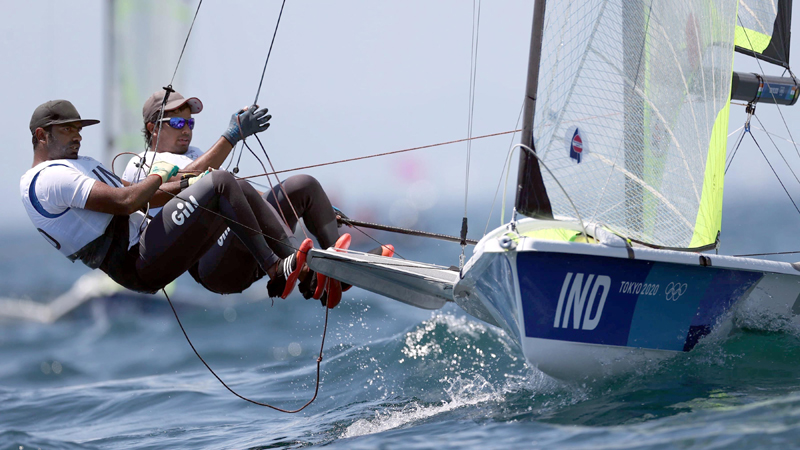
left=85, top=162, right=178, bottom=215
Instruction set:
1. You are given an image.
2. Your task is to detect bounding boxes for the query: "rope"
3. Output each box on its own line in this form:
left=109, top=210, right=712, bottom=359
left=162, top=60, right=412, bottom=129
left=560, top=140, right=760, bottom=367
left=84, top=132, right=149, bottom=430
left=238, top=123, right=297, bottom=236
left=515, top=144, right=588, bottom=239
left=111, top=151, right=143, bottom=176
left=233, top=129, right=521, bottom=180
left=170, top=0, right=203, bottom=87
left=156, top=184, right=300, bottom=253
left=463, top=0, right=482, bottom=213
left=254, top=0, right=287, bottom=105
left=724, top=119, right=748, bottom=174
left=736, top=17, right=800, bottom=160
left=753, top=113, right=800, bottom=186
left=749, top=129, right=800, bottom=215
left=734, top=250, right=800, bottom=257
left=486, top=100, right=524, bottom=234
left=253, top=133, right=309, bottom=240
left=460, top=0, right=482, bottom=270
left=339, top=220, right=408, bottom=261
left=123, top=0, right=327, bottom=413
left=233, top=0, right=310, bottom=240
left=339, top=217, right=478, bottom=249
left=162, top=287, right=328, bottom=412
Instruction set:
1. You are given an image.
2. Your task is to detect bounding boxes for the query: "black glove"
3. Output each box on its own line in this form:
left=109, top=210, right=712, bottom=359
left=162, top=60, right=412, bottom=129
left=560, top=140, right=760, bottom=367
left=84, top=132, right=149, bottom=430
left=222, top=105, right=271, bottom=145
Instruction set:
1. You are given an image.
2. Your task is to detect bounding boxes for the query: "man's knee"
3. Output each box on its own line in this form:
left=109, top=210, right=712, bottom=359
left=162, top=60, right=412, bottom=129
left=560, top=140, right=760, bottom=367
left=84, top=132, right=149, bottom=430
left=237, top=178, right=259, bottom=197
left=212, top=169, right=236, bottom=184
left=287, top=174, right=323, bottom=196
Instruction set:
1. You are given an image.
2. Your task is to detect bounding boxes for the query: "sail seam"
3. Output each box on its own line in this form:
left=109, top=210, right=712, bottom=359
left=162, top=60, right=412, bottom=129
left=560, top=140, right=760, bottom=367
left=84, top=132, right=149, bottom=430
left=588, top=46, right=701, bottom=203
left=589, top=152, right=694, bottom=230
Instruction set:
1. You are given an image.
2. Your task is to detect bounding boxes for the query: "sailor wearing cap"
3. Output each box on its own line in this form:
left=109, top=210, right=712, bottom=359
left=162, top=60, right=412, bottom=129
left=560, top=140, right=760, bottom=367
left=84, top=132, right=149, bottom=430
left=120, top=89, right=357, bottom=305
left=20, top=99, right=313, bottom=297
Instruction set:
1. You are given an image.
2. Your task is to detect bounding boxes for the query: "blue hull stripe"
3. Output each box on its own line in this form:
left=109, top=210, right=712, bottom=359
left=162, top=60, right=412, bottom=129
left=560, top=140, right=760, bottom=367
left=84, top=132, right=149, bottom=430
left=517, top=252, right=762, bottom=352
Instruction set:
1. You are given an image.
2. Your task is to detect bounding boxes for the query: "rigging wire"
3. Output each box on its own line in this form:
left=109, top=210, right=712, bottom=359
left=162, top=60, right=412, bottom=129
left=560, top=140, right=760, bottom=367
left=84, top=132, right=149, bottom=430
left=134, top=0, right=204, bottom=183
left=498, top=102, right=525, bottom=228
left=128, top=0, right=336, bottom=411
left=752, top=125, right=800, bottom=147
left=515, top=144, right=588, bottom=239
left=734, top=250, right=800, bottom=257
left=459, top=0, right=482, bottom=269
left=131, top=0, right=204, bottom=239
left=254, top=0, right=287, bottom=106
left=736, top=16, right=800, bottom=160
left=749, top=128, right=800, bottom=215
left=725, top=106, right=800, bottom=215
left=724, top=119, right=748, bottom=174
left=253, top=133, right=310, bottom=240
left=233, top=0, right=311, bottom=240
left=169, top=0, right=203, bottom=88
left=233, top=130, right=520, bottom=181
left=340, top=222, right=408, bottom=260
left=753, top=113, right=800, bottom=186
left=483, top=100, right=524, bottom=236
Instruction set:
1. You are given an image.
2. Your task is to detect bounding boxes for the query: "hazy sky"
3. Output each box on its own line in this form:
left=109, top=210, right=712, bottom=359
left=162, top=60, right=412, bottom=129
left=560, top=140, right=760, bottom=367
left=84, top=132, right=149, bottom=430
left=3, top=0, right=800, bottom=250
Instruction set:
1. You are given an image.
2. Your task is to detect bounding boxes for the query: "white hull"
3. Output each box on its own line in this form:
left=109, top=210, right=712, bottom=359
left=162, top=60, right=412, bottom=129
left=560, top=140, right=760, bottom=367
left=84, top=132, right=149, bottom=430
left=306, top=217, right=800, bottom=381
left=454, top=218, right=800, bottom=380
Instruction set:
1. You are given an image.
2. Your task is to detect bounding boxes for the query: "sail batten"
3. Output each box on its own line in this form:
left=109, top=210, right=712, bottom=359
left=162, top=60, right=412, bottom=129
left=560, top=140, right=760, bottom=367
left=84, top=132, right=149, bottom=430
left=518, top=0, right=738, bottom=248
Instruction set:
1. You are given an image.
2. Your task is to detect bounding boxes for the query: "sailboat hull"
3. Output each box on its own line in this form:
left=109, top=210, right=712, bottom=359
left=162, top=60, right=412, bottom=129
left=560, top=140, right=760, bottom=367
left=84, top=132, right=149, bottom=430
left=454, top=219, right=800, bottom=380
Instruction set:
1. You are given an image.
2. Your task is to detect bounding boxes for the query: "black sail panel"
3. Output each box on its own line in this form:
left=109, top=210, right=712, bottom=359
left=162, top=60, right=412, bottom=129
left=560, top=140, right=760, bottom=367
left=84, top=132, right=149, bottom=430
left=735, top=0, right=792, bottom=68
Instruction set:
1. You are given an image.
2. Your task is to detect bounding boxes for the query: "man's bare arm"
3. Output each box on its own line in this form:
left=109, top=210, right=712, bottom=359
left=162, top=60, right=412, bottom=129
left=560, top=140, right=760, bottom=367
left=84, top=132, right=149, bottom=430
left=84, top=175, right=164, bottom=215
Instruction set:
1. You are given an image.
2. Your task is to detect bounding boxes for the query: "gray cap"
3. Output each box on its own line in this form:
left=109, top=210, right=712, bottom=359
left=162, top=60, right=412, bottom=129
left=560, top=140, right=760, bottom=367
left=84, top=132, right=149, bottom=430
left=29, top=100, right=100, bottom=134
left=142, top=89, right=203, bottom=122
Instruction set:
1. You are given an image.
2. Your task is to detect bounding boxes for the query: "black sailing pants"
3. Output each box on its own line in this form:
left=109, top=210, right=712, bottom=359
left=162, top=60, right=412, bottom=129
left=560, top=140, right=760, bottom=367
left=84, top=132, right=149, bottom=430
left=191, top=174, right=340, bottom=294
left=102, top=170, right=282, bottom=293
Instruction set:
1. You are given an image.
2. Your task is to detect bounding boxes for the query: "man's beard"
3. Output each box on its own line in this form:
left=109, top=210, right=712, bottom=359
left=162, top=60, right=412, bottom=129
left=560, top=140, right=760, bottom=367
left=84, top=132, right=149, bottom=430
left=49, top=135, right=79, bottom=158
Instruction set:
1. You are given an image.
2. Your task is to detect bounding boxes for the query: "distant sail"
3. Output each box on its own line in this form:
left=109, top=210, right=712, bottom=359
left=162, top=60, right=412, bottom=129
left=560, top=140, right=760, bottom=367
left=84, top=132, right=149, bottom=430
left=105, top=0, right=195, bottom=162
left=519, top=0, right=738, bottom=248
left=735, top=0, right=792, bottom=68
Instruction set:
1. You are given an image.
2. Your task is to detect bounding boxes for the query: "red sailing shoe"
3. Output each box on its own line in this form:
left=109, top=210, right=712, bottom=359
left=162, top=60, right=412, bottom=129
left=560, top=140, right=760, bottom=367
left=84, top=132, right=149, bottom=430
left=266, top=238, right=314, bottom=299
left=313, top=233, right=351, bottom=300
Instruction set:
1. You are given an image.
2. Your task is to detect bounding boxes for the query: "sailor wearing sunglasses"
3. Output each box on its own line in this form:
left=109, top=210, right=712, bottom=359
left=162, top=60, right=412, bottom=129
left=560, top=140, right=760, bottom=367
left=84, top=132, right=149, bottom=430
left=121, top=89, right=359, bottom=307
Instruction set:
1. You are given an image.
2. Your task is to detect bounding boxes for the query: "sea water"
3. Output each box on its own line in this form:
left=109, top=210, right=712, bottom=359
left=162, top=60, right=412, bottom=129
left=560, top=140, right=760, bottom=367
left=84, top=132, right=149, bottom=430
left=2, top=227, right=800, bottom=450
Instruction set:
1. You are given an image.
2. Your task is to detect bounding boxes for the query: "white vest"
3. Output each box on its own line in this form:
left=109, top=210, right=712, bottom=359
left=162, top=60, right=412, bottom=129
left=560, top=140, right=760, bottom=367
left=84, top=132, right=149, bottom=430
left=20, top=157, right=142, bottom=262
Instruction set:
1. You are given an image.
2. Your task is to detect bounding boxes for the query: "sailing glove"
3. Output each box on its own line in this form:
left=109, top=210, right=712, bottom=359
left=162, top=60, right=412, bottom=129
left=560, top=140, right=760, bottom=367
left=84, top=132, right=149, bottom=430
left=221, top=105, right=271, bottom=145
left=180, top=169, right=212, bottom=190
left=148, top=161, right=179, bottom=184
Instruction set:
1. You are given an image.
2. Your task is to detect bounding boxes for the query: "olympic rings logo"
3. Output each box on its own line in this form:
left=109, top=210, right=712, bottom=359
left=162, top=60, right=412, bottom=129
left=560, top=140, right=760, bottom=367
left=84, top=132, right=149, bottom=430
left=665, top=282, right=688, bottom=301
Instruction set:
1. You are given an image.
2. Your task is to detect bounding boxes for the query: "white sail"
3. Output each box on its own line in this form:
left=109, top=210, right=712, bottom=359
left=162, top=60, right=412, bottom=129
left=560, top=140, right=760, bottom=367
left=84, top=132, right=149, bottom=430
left=530, top=0, right=738, bottom=248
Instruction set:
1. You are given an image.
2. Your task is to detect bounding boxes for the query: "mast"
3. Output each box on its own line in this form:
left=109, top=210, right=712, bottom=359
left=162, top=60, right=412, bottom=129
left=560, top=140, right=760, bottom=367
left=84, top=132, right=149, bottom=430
left=514, top=0, right=553, bottom=219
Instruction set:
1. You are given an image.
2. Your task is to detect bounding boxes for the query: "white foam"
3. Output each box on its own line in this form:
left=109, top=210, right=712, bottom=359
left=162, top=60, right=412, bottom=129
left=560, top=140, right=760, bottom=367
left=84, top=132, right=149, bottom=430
left=341, top=375, right=500, bottom=439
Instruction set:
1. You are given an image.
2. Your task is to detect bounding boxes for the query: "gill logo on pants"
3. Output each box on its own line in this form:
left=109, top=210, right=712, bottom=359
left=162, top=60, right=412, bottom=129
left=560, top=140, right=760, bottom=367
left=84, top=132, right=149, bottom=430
left=171, top=195, right=200, bottom=226
left=553, top=272, right=611, bottom=330
left=217, top=227, right=231, bottom=246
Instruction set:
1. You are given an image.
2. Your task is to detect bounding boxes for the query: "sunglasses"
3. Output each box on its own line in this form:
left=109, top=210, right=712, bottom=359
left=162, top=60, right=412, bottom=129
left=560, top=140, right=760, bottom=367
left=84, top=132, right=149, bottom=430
left=158, top=117, right=195, bottom=130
